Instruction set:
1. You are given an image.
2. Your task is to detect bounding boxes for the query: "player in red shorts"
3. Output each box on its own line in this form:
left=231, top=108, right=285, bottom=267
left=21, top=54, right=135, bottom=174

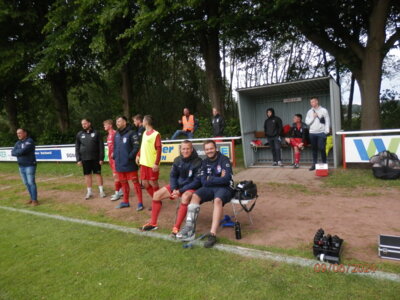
left=103, top=119, right=123, bottom=201
left=135, top=115, right=162, bottom=211
left=113, top=116, right=142, bottom=209
left=285, top=114, right=309, bottom=168
left=141, top=140, right=202, bottom=235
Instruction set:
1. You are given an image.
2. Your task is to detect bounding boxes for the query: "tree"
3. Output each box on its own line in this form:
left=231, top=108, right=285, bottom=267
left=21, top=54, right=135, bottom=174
left=267, top=0, right=400, bottom=129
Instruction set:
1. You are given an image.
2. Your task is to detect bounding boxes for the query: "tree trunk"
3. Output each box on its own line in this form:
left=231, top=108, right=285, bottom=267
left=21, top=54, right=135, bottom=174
left=120, top=61, right=133, bottom=119
left=48, top=70, right=69, bottom=133
left=347, top=74, right=355, bottom=126
left=199, top=0, right=224, bottom=115
left=4, top=96, right=19, bottom=133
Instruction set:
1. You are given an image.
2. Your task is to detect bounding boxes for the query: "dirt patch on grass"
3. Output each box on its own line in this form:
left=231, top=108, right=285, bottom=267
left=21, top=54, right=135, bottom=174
left=8, top=167, right=400, bottom=264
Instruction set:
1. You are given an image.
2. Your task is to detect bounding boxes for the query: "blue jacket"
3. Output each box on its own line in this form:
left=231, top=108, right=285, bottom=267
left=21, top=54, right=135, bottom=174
left=11, top=137, right=36, bottom=166
left=170, top=150, right=202, bottom=194
left=200, top=152, right=234, bottom=189
left=113, top=125, right=140, bottom=172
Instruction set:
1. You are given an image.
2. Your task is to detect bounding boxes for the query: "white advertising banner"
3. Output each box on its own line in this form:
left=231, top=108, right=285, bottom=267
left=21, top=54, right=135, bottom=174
left=344, top=135, right=400, bottom=163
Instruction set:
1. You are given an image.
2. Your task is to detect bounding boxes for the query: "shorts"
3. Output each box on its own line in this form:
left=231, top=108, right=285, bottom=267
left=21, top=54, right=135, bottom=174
left=289, top=138, right=306, bottom=148
left=165, top=184, right=196, bottom=200
left=195, top=186, right=234, bottom=206
left=140, top=165, right=159, bottom=181
left=82, top=160, right=101, bottom=175
left=117, top=171, right=138, bottom=181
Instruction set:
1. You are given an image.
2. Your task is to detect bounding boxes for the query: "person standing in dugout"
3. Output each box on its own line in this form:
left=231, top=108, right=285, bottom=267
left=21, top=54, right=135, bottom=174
left=75, top=118, right=106, bottom=200
left=264, top=108, right=284, bottom=167
left=305, top=97, right=330, bottom=171
left=113, top=116, right=143, bottom=210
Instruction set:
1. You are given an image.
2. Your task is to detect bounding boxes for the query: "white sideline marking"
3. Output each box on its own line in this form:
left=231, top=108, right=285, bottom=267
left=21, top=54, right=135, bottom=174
left=0, top=174, right=73, bottom=190
left=1, top=205, right=399, bottom=283
left=37, top=174, right=73, bottom=182
left=0, top=185, right=13, bottom=190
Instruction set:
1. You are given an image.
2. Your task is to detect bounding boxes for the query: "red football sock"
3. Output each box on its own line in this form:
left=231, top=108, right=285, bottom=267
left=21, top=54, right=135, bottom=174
left=150, top=200, right=162, bottom=225
left=145, top=186, right=154, bottom=197
left=295, top=152, right=301, bottom=164
left=174, top=203, right=188, bottom=230
left=115, top=181, right=122, bottom=192
left=121, top=181, right=130, bottom=203
left=133, top=182, right=143, bottom=204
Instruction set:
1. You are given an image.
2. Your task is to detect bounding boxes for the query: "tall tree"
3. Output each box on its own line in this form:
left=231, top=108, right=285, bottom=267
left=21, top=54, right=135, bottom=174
left=266, top=0, right=400, bottom=129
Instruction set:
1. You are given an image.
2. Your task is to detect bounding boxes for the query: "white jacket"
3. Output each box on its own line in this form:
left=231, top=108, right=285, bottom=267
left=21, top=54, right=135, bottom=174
left=305, top=106, right=330, bottom=134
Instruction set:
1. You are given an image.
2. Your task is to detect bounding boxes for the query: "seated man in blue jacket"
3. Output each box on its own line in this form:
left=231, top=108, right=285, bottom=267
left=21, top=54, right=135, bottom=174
left=177, top=140, right=234, bottom=248
left=11, top=128, right=39, bottom=206
left=141, top=140, right=202, bottom=236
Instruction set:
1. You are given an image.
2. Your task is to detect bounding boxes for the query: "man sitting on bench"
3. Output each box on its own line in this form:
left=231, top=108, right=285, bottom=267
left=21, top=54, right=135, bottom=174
left=141, top=140, right=202, bottom=236
left=176, top=140, right=234, bottom=248
left=285, top=114, right=309, bottom=168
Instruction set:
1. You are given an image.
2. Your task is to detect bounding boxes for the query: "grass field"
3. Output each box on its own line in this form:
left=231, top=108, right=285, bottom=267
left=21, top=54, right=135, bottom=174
left=1, top=151, right=400, bottom=299
left=1, top=209, right=400, bottom=300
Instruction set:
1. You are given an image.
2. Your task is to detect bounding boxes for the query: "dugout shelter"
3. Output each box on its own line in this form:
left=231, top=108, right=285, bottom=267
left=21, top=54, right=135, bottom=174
left=237, top=76, right=342, bottom=168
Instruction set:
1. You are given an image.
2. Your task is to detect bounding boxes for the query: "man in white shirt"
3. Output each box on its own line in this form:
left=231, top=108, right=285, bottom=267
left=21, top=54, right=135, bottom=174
left=305, top=97, right=330, bottom=171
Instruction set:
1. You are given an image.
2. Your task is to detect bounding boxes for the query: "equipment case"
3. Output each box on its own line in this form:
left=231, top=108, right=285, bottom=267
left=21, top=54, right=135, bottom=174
left=378, top=235, right=400, bottom=261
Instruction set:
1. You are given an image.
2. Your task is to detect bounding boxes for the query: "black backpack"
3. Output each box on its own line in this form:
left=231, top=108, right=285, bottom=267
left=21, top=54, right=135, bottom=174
left=370, top=151, right=400, bottom=180
left=234, top=180, right=258, bottom=212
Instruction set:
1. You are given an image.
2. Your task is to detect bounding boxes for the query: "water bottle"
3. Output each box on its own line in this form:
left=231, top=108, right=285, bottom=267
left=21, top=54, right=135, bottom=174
left=235, top=221, right=242, bottom=240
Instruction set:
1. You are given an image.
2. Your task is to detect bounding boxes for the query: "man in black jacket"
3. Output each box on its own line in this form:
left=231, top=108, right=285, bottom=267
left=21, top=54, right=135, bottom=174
left=211, top=108, right=225, bottom=137
left=75, top=118, right=105, bottom=200
left=141, top=140, right=202, bottom=235
left=11, top=128, right=39, bottom=206
left=264, top=108, right=283, bottom=167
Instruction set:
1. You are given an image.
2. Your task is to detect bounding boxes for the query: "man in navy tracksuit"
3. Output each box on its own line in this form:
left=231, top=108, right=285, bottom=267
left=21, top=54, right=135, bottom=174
left=177, top=140, right=234, bottom=248
left=75, top=119, right=105, bottom=200
left=113, top=116, right=142, bottom=210
left=141, top=140, right=202, bottom=236
left=11, top=128, right=38, bottom=206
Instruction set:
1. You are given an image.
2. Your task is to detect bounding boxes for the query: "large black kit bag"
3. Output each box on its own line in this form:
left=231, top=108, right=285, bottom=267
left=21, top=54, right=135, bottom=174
left=370, top=151, right=400, bottom=180
left=234, top=180, right=258, bottom=212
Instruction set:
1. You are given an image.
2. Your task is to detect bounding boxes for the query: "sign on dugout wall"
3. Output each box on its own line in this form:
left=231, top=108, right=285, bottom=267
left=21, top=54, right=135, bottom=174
left=344, top=135, right=400, bottom=163
left=0, top=141, right=234, bottom=163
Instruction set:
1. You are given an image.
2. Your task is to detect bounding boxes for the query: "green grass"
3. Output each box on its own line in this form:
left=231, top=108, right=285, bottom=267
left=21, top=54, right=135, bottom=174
left=1, top=210, right=399, bottom=300
left=324, top=169, right=400, bottom=188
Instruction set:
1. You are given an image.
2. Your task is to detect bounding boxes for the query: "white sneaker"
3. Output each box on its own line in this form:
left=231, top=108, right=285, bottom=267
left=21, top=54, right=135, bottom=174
left=99, top=191, right=106, bottom=198
left=110, top=193, right=121, bottom=201
left=85, top=192, right=93, bottom=200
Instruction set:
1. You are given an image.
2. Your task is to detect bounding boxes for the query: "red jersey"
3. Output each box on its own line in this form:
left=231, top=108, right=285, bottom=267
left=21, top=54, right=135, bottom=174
left=107, top=129, right=116, bottom=160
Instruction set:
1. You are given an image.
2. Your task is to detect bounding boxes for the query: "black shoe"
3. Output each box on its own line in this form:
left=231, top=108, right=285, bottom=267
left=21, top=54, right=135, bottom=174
left=204, top=234, right=217, bottom=248
left=309, top=165, right=316, bottom=171
left=272, top=162, right=278, bottom=166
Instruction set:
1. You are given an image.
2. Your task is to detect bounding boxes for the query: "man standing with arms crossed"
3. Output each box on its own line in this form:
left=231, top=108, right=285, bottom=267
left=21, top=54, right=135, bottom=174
left=136, top=115, right=162, bottom=208
left=11, top=128, right=39, bottom=206
left=141, top=140, right=202, bottom=236
left=104, top=119, right=123, bottom=201
left=113, top=116, right=143, bottom=210
left=177, top=140, right=234, bottom=248
left=305, top=97, right=330, bottom=171
left=75, top=118, right=106, bottom=200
